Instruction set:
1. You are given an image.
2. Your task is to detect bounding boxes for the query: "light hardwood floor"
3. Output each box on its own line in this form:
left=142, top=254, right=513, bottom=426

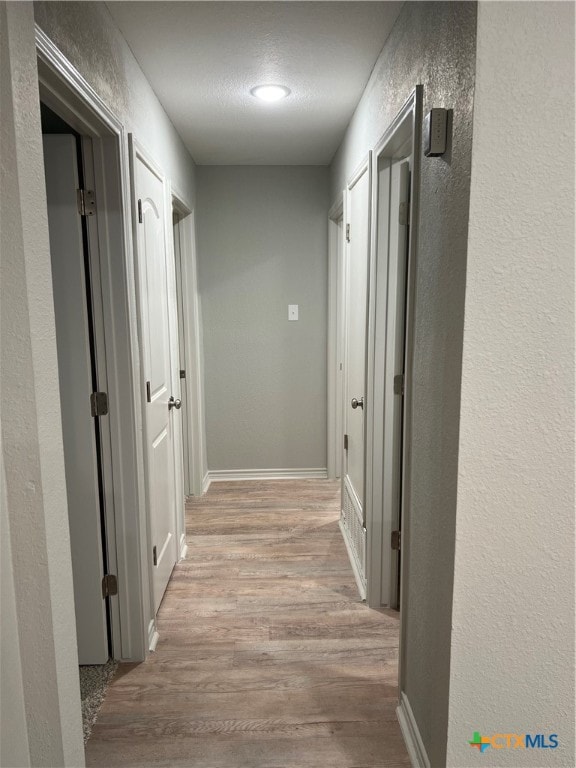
left=86, top=480, right=410, bottom=767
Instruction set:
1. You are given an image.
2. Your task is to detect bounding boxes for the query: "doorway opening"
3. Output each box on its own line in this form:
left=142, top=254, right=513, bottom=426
left=373, top=147, right=411, bottom=611
left=37, top=29, right=151, bottom=664
left=171, top=199, right=206, bottom=502
left=365, top=87, right=422, bottom=620
left=41, top=103, right=112, bottom=665
left=327, top=90, right=422, bottom=725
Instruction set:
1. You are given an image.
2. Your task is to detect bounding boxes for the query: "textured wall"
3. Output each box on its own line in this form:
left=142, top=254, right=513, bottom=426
left=0, top=442, right=30, bottom=767
left=34, top=1, right=196, bottom=205
left=448, top=3, right=575, bottom=765
left=330, top=3, right=477, bottom=765
left=197, top=166, right=329, bottom=472
left=0, top=3, right=85, bottom=764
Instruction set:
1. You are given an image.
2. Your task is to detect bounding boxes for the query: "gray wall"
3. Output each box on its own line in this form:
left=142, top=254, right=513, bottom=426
left=197, top=166, right=329, bottom=472
left=330, top=3, right=477, bottom=765
left=1, top=438, right=31, bottom=768
left=448, top=3, right=575, bottom=765
left=1, top=3, right=85, bottom=763
left=34, top=1, right=196, bottom=206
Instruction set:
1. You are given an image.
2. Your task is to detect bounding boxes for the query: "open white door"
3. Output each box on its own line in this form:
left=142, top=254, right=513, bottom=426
left=43, top=134, right=109, bottom=664
left=131, top=142, right=179, bottom=614
left=328, top=201, right=345, bottom=481
left=341, top=155, right=371, bottom=596
left=366, top=88, right=421, bottom=611
left=382, top=157, right=410, bottom=608
left=173, top=213, right=191, bottom=497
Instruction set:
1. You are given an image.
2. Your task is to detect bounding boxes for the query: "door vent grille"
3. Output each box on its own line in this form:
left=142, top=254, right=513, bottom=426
left=341, top=483, right=367, bottom=590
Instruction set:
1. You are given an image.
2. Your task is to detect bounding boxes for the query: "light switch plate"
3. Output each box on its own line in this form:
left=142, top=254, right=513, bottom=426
left=288, top=304, right=299, bottom=321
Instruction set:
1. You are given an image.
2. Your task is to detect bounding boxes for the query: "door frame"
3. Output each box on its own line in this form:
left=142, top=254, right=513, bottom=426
left=365, top=85, right=423, bottom=622
left=327, top=195, right=344, bottom=480
left=171, top=192, right=207, bottom=501
left=36, top=27, right=150, bottom=661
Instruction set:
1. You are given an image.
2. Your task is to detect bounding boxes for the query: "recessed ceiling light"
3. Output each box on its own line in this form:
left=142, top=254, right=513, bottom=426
left=250, top=84, right=291, bottom=103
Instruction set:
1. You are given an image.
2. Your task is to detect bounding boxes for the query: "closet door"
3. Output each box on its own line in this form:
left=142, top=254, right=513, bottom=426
left=44, top=134, right=108, bottom=663
left=131, top=142, right=180, bottom=613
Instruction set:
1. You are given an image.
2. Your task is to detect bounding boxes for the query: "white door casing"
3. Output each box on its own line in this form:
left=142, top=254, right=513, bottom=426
left=131, top=141, right=179, bottom=615
left=43, top=134, right=109, bottom=664
left=341, top=154, right=372, bottom=594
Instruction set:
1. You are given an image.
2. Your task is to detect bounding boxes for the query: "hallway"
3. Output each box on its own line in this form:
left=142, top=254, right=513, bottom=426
left=85, top=480, right=409, bottom=767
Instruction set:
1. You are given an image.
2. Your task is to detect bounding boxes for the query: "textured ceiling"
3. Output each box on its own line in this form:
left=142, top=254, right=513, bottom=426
left=106, top=2, right=403, bottom=165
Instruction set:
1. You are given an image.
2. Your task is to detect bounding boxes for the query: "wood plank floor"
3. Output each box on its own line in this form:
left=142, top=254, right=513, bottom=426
left=86, top=480, right=409, bottom=768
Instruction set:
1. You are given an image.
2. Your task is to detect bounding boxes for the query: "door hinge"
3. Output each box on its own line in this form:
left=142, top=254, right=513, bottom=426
left=391, top=530, right=401, bottom=551
left=346, top=223, right=351, bottom=242
left=394, top=374, right=405, bottom=396
left=146, top=380, right=151, bottom=403
left=138, top=199, right=143, bottom=223
left=399, top=201, right=410, bottom=227
left=153, top=545, right=158, bottom=566
left=77, top=189, right=96, bottom=217
left=102, top=574, right=118, bottom=598
left=90, top=391, right=108, bottom=417
left=180, top=369, right=186, bottom=379
left=344, top=434, right=349, bottom=451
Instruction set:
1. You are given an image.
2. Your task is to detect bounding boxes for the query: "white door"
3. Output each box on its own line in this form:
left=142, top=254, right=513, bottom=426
left=132, top=145, right=179, bottom=613
left=43, top=134, right=109, bottom=664
left=341, top=158, right=371, bottom=587
left=382, top=157, right=410, bottom=607
left=173, top=214, right=191, bottom=496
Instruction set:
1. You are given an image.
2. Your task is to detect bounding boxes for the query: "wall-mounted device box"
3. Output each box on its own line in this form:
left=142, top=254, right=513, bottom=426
left=424, top=108, right=447, bottom=157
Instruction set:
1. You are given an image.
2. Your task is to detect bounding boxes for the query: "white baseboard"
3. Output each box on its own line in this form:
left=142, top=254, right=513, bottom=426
left=208, top=468, right=328, bottom=482
left=148, top=620, right=159, bottom=653
left=339, top=519, right=367, bottom=601
left=179, top=533, right=187, bottom=561
left=397, top=692, right=430, bottom=768
left=202, top=471, right=211, bottom=494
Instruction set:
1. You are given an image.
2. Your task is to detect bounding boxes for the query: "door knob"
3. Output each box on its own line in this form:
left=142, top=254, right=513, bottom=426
left=351, top=397, right=364, bottom=410
left=168, top=396, right=182, bottom=411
